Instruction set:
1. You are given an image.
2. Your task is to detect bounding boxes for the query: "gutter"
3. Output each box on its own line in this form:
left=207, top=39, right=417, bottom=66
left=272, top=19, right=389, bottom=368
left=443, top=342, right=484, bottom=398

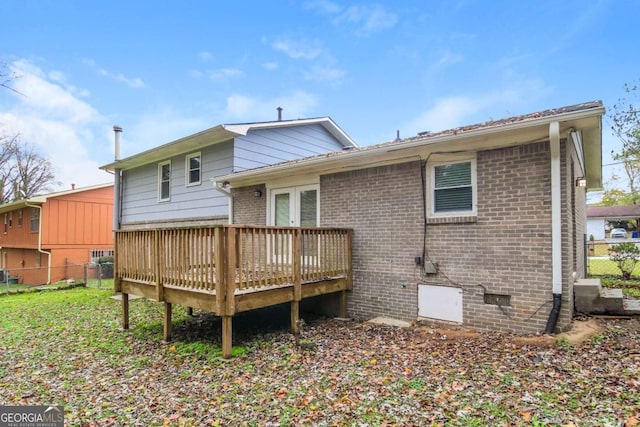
left=24, top=202, right=52, bottom=284
left=545, top=121, right=562, bottom=333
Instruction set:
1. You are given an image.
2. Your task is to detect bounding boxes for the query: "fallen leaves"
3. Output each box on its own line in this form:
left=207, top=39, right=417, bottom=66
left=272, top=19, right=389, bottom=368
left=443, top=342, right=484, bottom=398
left=0, top=288, right=639, bottom=425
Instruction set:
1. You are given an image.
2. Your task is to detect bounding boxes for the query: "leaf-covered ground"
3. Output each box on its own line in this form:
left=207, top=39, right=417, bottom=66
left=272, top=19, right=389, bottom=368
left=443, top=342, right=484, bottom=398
left=1, top=287, right=639, bottom=426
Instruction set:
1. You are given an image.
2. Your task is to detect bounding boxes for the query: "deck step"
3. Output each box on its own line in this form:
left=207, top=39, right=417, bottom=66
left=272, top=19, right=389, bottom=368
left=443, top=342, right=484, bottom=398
left=600, top=288, right=624, bottom=299
left=623, top=299, right=640, bottom=314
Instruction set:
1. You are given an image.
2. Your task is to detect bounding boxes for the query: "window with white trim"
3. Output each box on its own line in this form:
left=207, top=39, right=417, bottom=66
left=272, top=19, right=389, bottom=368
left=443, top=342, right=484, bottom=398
left=185, top=152, right=201, bottom=186
left=429, top=159, right=476, bottom=216
left=158, top=160, right=171, bottom=201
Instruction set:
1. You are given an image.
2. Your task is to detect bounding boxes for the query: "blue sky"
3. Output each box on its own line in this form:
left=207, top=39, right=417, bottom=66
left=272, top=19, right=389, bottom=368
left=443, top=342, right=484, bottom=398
left=0, top=0, right=637, bottom=195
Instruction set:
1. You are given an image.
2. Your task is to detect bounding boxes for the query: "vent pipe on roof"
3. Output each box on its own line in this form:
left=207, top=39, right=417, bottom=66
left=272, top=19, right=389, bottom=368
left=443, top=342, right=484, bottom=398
left=396, top=130, right=400, bottom=141
left=113, top=125, right=123, bottom=161
left=277, top=107, right=283, bottom=121
left=71, top=183, right=75, bottom=190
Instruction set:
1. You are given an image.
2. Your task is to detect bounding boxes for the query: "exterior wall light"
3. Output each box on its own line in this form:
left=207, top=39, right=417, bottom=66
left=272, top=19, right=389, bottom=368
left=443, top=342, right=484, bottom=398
left=254, top=190, right=262, bottom=198
left=575, top=177, right=587, bottom=187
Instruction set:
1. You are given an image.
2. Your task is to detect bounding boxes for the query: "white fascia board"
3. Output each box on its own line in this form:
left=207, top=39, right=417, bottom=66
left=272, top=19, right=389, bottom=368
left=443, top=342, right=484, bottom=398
left=224, top=117, right=358, bottom=148
left=101, top=125, right=238, bottom=171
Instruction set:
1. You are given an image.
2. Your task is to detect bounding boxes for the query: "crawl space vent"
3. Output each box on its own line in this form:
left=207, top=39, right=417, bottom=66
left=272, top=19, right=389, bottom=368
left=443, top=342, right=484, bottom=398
left=484, top=293, right=511, bottom=306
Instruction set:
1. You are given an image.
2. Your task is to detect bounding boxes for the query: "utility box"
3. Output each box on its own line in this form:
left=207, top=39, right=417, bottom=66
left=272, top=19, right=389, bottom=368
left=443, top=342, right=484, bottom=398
left=418, top=284, right=463, bottom=323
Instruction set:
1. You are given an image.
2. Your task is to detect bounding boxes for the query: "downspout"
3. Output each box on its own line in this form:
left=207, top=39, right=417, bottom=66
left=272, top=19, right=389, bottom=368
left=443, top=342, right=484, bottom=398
left=24, top=202, right=52, bottom=284
left=212, top=181, right=233, bottom=225
left=113, top=126, right=123, bottom=231
left=545, top=121, right=562, bottom=333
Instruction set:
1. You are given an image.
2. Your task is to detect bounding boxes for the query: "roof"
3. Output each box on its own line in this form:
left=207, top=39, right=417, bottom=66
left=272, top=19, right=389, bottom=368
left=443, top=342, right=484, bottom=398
left=0, top=183, right=113, bottom=215
left=216, top=101, right=605, bottom=189
left=587, top=204, right=640, bottom=219
left=100, top=117, right=358, bottom=172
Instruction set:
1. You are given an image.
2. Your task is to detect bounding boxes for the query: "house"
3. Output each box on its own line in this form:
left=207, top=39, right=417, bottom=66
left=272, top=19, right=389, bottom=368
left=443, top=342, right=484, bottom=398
left=104, top=116, right=358, bottom=357
left=586, top=204, right=640, bottom=240
left=0, top=183, right=114, bottom=285
left=100, top=117, right=357, bottom=230
left=214, top=101, right=605, bottom=335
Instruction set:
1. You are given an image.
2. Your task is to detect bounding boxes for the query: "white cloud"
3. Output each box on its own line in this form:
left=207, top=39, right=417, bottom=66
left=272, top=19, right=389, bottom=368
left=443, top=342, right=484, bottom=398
left=402, top=82, right=548, bottom=137
left=304, top=66, right=345, bottom=82
left=270, top=37, right=344, bottom=83
left=336, top=5, right=398, bottom=35
left=226, top=91, right=318, bottom=121
left=0, top=60, right=112, bottom=189
left=304, top=0, right=341, bottom=14
left=83, top=58, right=146, bottom=89
left=272, top=37, right=324, bottom=60
left=263, top=62, right=279, bottom=71
left=198, top=51, right=213, bottom=61
left=207, top=68, right=244, bottom=80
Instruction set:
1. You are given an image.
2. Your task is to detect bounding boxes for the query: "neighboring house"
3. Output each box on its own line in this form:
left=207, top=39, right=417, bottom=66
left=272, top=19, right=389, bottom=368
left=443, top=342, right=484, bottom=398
left=0, top=183, right=114, bottom=285
left=586, top=204, right=640, bottom=240
left=216, top=101, right=605, bottom=335
left=100, top=117, right=357, bottom=229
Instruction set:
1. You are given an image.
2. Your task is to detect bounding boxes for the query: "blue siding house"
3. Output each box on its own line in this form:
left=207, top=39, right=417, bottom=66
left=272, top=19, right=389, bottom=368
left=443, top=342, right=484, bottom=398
left=101, top=117, right=357, bottom=229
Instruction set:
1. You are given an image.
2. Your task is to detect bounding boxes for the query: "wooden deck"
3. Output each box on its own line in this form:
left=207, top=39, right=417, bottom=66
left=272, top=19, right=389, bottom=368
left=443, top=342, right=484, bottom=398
left=115, top=225, right=352, bottom=358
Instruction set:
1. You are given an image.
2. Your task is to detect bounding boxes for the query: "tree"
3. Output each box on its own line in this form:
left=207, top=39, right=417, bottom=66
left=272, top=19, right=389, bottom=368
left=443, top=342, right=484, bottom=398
left=0, top=62, right=57, bottom=202
left=607, top=79, right=640, bottom=204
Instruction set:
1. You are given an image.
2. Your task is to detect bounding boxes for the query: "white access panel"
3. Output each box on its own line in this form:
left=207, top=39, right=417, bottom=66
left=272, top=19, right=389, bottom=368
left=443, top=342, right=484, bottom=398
left=418, top=284, right=463, bottom=323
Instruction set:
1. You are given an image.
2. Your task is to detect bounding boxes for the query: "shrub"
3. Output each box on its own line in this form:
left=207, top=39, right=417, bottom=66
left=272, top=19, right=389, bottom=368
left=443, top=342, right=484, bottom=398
left=608, top=242, right=640, bottom=280
left=97, top=256, right=114, bottom=264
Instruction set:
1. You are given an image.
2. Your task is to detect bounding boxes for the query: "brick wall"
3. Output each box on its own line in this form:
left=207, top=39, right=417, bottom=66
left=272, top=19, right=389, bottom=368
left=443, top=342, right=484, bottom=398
left=230, top=140, right=582, bottom=334
left=232, top=184, right=266, bottom=225
left=320, top=162, right=424, bottom=321
left=320, top=141, right=575, bottom=334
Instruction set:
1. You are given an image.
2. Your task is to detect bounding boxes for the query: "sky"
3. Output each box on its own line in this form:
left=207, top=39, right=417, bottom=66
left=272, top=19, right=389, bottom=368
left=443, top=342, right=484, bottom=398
left=0, top=0, right=638, bottom=198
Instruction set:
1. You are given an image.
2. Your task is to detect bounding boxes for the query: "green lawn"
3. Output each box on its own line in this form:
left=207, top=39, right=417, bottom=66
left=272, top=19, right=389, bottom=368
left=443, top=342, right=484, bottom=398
left=1, top=287, right=639, bottom=425
left=588, top=257, right=640, bottom=278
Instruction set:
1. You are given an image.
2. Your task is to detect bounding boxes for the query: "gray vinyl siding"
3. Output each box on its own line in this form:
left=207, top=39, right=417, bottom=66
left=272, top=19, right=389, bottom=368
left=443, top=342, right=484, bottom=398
left=234, top=124, right=344, bottom=171
left=120, top=141, right=233, bottom=225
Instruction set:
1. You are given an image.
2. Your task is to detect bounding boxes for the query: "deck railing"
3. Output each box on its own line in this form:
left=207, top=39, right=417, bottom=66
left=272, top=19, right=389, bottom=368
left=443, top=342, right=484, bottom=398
left=115, top=224, right=352, bottom=300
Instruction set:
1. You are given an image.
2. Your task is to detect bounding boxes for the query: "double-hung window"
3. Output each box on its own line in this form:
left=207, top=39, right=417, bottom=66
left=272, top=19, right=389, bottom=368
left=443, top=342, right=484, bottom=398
left=430, top=159, right=476, bottom=216
left=186, top=153, right=201, bottom=186
left=158, top=160, right=171, bottom=202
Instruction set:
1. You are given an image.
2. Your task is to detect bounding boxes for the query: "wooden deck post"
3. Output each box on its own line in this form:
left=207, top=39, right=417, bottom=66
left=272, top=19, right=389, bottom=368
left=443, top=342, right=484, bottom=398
left=291, top=229, right=302, bottom=334
left=155, top=230, right=164, bottom=302
left=339, top=290, right=348, bottom=318
left=225, top=226, right=237, bottom=317
left=121, top=292, right=129, bottom=330
left=222, top=316, right=232, bottom=359
left=163, top=302, right=172, bottom=342
left=214, top=227, right=225, bottom=315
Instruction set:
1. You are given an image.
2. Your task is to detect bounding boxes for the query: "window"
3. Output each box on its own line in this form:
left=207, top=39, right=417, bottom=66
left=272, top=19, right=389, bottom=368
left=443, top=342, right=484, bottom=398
left=8, top=212, right=12, bottom=227
left=158, top=161, right=171, bottom=201
left=429, top=159, right=476, bottom=216
left=3, top=214, right=7, bottom=234
left=17, top=210, right=22, bottom=227
left=30, top=208, right=39, bottom=232
left=186, top=153, right=201, bottom=186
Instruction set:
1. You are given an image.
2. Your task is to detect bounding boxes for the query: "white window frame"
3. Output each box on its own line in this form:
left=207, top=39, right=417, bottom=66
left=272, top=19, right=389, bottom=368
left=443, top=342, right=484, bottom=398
left=185, top=152, right=201, bottom=187
left=158, top=160, right=171, bottom=202
left=427, top=157, right=477, bottom=218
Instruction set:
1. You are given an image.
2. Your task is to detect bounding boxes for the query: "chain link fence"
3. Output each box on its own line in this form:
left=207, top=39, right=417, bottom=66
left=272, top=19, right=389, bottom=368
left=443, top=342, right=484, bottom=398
left=0, top=262, right=114, bottom=293
left=587, top=240, right=640, bottom=278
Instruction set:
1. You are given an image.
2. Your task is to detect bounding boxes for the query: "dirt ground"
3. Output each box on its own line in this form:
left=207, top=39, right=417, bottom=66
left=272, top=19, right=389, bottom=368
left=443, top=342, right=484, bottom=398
left=415, top=317, right=604, bottom=347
